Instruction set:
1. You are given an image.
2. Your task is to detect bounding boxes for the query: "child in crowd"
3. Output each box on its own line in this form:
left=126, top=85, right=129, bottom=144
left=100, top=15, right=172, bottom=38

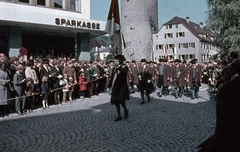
left=68, top=77, right=75, bottom=101
left=13, top=65, right=26, bottom=115
left=41, top=76, right=51, bottom=109
left=78, top=73, right=87, bottom=99
left=24, top=78, right=34, bottom=113
left=60, top=74, right=69, bottom=102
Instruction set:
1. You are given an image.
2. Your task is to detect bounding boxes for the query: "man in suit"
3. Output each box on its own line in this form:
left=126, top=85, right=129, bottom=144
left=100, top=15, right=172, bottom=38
left=50, top=60, right=62, bottom=104
left=109, top=55, right=129, bottom=121
left=91, top=61, right=100, bottom=95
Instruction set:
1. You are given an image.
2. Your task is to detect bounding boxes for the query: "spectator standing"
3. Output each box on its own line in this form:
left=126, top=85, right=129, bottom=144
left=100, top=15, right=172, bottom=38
left=23, top=78, right=34, bottom=113
left=78, top=73, right=87, bottom=99
left=60, top=74, right=69, bottom=102
left=41, top=76, right=51, bottom=109
left=0, top=61, right=10, bottom=118
left=68, top=77, right=75, bottom=101
left=13, top=65, right=26, bottom=115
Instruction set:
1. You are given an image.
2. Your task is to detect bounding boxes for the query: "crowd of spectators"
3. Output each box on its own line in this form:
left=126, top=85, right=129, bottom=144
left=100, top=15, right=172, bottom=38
left=0, top=52, right=232, bottom=118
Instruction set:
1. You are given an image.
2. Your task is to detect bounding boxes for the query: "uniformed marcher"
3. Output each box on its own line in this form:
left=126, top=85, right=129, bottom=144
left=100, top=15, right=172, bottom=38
left=138, top=59, right=153, bottom=104
left=172, top=59, right=185, bottom=99
left=188, top=60, right=201, bottom=99
left=157, top=59, right=170, bottom=97
left=109, top=55, right=129, bottom=121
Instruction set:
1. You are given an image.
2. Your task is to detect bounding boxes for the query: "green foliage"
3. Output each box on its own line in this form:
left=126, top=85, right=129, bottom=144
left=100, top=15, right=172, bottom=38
left=206, top=0, right=240, bottom=59
left=90, top=35, right=112, bottom=48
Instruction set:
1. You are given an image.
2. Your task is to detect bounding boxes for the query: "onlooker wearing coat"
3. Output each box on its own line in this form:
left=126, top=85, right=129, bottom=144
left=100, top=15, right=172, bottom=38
left=0, top=61, right=10, bottom=118
left=78, top=73, right=87, bottom=99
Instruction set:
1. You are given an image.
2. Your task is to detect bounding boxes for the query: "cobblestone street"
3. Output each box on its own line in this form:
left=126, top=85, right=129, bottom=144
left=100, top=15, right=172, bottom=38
left=0, top=84, right=216, bottom=152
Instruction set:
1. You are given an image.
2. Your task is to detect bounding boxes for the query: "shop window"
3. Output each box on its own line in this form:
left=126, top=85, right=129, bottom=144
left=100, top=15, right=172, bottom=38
left=54, top=0, right=63, bottom=8
left=19, top=0, right=29, bottom=3
left=70, top=0, right=81, bottom=12
left=37, top=0, right=45, bottom=6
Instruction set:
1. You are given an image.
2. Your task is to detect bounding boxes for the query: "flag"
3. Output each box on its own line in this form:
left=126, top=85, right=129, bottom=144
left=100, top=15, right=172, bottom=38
left=163, top=46, right=168, bottom=61
left=207, top=49, right=210, bottom=55
left=105, top=0, right=123, bottom=52
left=152, top=47, right=155, bottom=62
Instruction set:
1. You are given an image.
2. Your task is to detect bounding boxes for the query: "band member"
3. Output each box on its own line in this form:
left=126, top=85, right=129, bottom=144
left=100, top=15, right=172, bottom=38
left=138, top=59, right=152, bottom=104
left=157, top=59, right=170, bottom=97
left=130, top=60, right=139, bottom=93
left=188, top=60, right=201, bottom=99
left=172, top=59, right=185, bottom=99
left=109, top=55, right=129, bottom=121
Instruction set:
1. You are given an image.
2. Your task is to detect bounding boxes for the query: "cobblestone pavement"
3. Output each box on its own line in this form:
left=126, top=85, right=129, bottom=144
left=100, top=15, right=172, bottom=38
left=0, top=84, right=216, bottom=152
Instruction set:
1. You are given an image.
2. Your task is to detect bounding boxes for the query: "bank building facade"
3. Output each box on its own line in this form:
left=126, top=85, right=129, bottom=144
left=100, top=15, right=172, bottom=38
left=0, top=0, right=106, bottom=60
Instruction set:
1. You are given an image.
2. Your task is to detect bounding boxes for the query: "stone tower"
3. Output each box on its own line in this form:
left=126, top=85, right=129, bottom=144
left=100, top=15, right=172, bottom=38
left=121, top=0, right=158, bottom=61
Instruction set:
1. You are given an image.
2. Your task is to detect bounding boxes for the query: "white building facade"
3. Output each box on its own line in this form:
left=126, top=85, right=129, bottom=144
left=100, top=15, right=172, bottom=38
left=153, top=16, right=217, bottom=64
left=0, top=0, right=106, bottom=60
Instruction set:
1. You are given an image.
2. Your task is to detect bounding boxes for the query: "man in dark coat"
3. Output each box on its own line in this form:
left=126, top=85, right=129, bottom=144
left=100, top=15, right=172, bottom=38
left=138, top=59, right=153, bottom=104
left=109, top=55, right=129, bottom=121
left=198, top=51, right=240, bottom=151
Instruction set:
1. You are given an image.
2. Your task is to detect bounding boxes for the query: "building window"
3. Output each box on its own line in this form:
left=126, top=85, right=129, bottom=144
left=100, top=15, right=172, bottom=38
left=179, top=43, right=188, bottom=49
left=54, top=0, right=63, bottom=8
left=189, top=54, right=195, bottom=59
left=176, top=32, right=185, bottom=38
left=157, top=45, right=163, bottom=50
left=165, top=33, right=173, bottom=38
left=166, top=25, right=172, bottom=29
left=175, top=24, right=178, bottom=28
left=189, top=42, right=195, bottom=48
left=19, top=0, right=29, bottom=3
left=70, top=0, right=81, bottom=11
left=37, top=0, right=45, bottom=6
left=167, top=44, right=174, bottom=49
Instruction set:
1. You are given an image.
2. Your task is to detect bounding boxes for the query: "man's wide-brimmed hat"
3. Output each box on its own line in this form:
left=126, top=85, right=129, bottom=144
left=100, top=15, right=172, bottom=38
left=140, top=58, right=147, bottom=62
left=114, top=54, right=126, bottom=61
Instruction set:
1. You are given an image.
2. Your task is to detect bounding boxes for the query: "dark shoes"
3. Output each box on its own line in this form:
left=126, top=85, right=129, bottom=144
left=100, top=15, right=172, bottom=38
left=124, top=110, right=129, bottom=118
left=114, top=117, right=122, bottom=121
left=140, top=102, right=145, bottom=105
left=191, top=97, right=195, bottom=100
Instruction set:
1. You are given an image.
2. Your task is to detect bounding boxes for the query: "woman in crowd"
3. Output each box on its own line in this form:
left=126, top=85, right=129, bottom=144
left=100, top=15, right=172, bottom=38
left=0, top=61, right=11, bottom=117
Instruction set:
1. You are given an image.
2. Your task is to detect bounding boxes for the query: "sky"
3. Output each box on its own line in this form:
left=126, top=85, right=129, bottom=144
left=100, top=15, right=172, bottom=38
left=90, top=0, right=209, bottom=29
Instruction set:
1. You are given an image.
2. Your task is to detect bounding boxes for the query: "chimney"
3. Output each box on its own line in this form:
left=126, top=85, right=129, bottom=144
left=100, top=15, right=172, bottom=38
left=186, top=17, right=190, bottom=23
left=199, top=22, right=203, bottom=28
